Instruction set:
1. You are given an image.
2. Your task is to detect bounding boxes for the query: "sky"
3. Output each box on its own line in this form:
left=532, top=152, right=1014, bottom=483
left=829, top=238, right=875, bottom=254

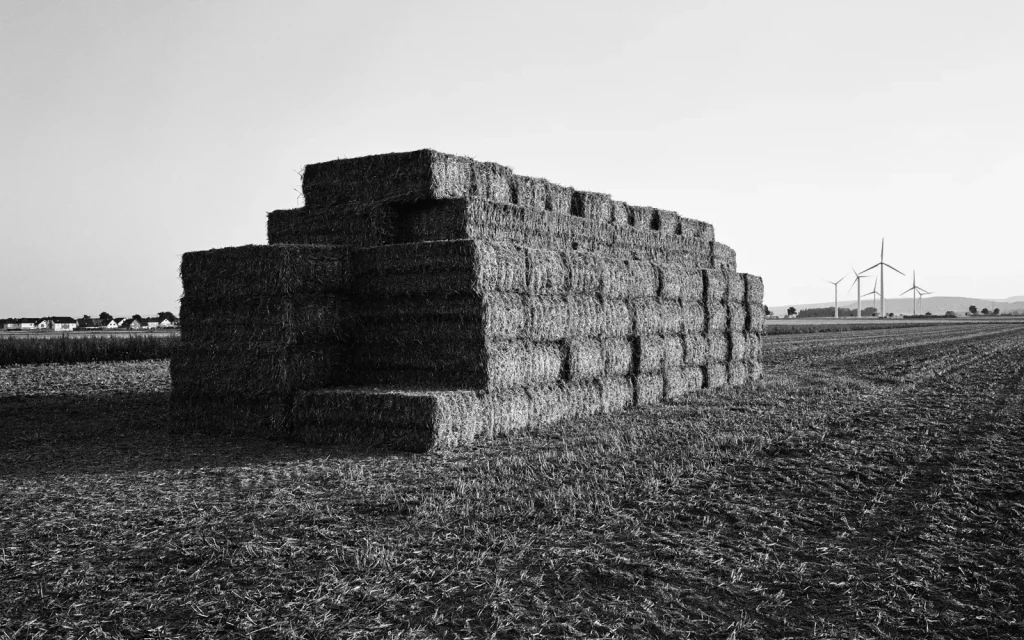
left=1, top=0, right=1022, bottom=315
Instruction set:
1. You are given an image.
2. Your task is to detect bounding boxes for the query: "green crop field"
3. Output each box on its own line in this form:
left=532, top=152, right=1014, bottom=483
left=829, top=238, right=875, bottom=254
left=2, top=324, right=1022, bottom=638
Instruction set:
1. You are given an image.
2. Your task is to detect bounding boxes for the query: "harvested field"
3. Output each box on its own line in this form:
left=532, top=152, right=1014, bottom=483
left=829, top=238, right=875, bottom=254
left=3, top=324, right=1023, bottom=637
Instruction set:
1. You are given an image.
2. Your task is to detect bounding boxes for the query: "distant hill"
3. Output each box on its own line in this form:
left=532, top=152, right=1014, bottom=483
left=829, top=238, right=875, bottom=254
left=770, top=296, right=1024, bottom=317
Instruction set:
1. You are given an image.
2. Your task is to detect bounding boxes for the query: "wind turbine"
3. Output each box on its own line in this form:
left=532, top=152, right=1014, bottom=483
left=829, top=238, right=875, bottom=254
left=865, top=278, right=880, bottom=315
left=827, top=274, right=846, bottom=319
left=901, top=270, right=931, bottom=316
left=859, top=238, right=904, bottom=318
left=848, top=265, right=869, bottom=318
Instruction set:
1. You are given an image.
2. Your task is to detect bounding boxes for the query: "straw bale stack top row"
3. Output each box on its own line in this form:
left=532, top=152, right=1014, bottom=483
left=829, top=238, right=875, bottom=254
left=296, top=150, right=730, bottom=267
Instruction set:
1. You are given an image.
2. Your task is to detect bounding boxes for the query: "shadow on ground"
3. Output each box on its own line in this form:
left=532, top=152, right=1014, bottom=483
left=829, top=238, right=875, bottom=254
left=0, top=392, right=394, bottom=479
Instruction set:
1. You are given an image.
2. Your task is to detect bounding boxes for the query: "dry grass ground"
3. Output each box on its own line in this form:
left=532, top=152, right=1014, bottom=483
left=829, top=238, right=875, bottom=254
left=1, top=324, right=1022, bottom=638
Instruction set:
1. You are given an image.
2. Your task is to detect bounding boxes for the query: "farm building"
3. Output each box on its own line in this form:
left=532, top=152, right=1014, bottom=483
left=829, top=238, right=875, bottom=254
left=173, top=150, right=765, bottom=451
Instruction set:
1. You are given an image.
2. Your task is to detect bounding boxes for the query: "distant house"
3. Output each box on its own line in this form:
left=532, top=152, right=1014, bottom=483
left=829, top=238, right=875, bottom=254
left=1, top=318, right=18, bottom=331
left=50, top=317, right=78, bottom=331
left=113, top=317, right=127, bottom=328
left=124, top=318, right=143, bottom=330
left=18, top=318, right=40, bottom=330
left=76, top=317, right=102, bottom=330
left=143, top=317, right=163, bottom=329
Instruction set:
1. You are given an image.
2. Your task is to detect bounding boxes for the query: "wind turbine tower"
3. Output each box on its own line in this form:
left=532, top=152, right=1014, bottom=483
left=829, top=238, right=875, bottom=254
left=901, top=271, right=932, bottom=315
left=827, top=275, right=846, bottom=319
left=860, top=239, right=904, bottom=317
left=865, top=278, right=880, bottom=314
left=848, top=266, right=868, bottom=318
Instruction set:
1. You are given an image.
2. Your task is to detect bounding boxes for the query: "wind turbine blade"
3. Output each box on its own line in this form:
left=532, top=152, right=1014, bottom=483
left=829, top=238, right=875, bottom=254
left=859, top=263, right=882, bottom=274
left=900, top=286, right=914, bottom=296
left=881, top=263, right=906, bottom=276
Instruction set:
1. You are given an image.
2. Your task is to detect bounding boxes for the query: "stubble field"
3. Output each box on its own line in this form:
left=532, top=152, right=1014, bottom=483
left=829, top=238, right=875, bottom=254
left=1, top=324, right=1022, bottom=638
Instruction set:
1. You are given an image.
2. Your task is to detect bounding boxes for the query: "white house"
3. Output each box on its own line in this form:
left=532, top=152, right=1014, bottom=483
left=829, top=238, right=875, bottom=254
left=50, top=317, right=78, bottom=331
left=19, top=319, right=39, bottom=330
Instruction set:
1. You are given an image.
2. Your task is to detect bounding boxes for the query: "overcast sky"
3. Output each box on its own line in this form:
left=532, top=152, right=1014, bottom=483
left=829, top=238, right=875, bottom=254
left=2, top=0, right=1022, bottom=315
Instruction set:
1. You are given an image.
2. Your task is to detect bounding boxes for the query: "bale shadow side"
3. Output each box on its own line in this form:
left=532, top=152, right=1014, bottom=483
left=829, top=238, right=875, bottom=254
left=0, top=392, right=394, bottom=479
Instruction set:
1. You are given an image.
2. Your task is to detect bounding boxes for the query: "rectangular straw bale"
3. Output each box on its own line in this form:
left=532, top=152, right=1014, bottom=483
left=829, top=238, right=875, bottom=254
left=629, top=261, right=660, bottom=298
left=657, top=264, right=688, bottom=299
left=600, top=261, right=631, bottom=300
left=728, top=331, right=746, bottom=362
left=357, top=296, right=480, bottom=323
left=602, top=338, right=633, bottom=376
left=482, top=388, right=532, bottom=437
left=600, top=299, right=632, bottom=337
left=171, top=343, right=351, bottom=398
left=681, top=303, right=707, bottom=335
left=745, top=332, right=763, bottom=362
left=704, top=270, right=728, bottom=302
left=665, top=366, right=703, bottom=400
left=565, top=252, right=603, bottom=295
left=678, top=217, right=715, bottom=242
left=680, top=271, right=705, bottom=302
left=526, top=248, right=568, bottom=294
left=566, top=295, right=604, bottom=338
left=180, top=294, right=353, bottom=345
left=627, top=205, right=656, bottom=231
left=402, top=199, right=532, bottom=246
left=728, top=361, right=749, bottom=386
left=560, top=380, right=604, bottom=420
left=512, top=175, right=548, bottom=211
left=291, top=388, right=484, bottom=451
left=707, top=301, right=728, bottom=332
left=712, top=242, right=738, bottom=271
left=744, top=274, right=765, bottom=305
left=631, top=299, right=663, bottom=336
left=489, top=341, right=563, bottom=390
left=302, top=149, right=514, bottom=209
left=659, top=300, right=684, bottom=335
left=571, top=190, right=612, bottom=220
left=599, top=376, right=634, bottom=413
left=528, top=296, right=570, bottom=341
left=180, top=244, right=352, bottom=301
left=356, top=340, right=561, bottom=391
left=664, top=336, right=684, bottom=369
left=352, top=336, right=485, bottom=373
left=746, top=302, right=766, bottom=334
left=567, top=339, right=604, bottom=381
left=654, top=209, right=680, bottom=237
left=544, top=182, right=574, bottom=216
left=727, top=302, right=747, bottom=333
left=636, top=335, right=666, bottom=373
left=356, top=240, right=527, bottom=297
left=527, top=384, right=572, bottom=426
left=727, top=272, right=746, bottom=302
left=609, top=200, right=630, bottom=226
left=267, top=204, right=396, bottom=247
left=706, top=363, right=727, bottom=389
left=682, top=332, right=709, bottom=366
left=633, top=373, right=664, bottom=406
left=707, top=332, right=729, bottom=362
left=484, top=293, right=529, bottom=340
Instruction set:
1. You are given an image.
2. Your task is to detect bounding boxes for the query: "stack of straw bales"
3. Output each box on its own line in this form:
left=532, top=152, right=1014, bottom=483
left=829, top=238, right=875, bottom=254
left=173, top=150, right=765, bottom=448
